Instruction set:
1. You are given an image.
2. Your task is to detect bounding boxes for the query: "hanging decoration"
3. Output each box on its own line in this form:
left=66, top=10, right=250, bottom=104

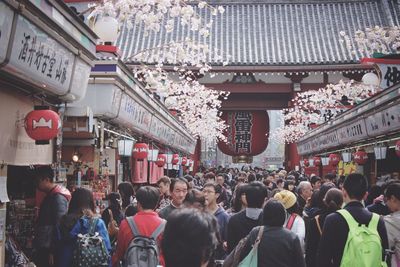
left=313, top=156, right=321, bottom=166
left=181, top=157, right=188, bottom=166
left=24, top=108, right=61, bottom=144
left=353, top=150, right=368, bottom=165
left=156, top=154, right=167, bottom=167
left=133, top=143, right=149, bottom=160
left=329, top=153, right=341, bottom=166
left=303, top=159, right=310, bottom=167
left=396, top=140, right=400, bottom=157
left=172, top=154, right=180, bottom=165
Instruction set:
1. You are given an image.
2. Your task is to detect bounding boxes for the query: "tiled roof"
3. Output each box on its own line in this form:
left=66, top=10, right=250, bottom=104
left=116, top=0, right=400, bottom=66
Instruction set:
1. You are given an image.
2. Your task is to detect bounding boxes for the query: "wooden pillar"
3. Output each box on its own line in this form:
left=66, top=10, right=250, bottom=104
left=192, top=138, right=201, bottom=174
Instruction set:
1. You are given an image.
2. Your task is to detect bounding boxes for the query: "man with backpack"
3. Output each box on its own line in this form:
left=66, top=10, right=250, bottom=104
left=112, top=186, right=166, bottom=267
left=317, top=173, right=389, bottom=267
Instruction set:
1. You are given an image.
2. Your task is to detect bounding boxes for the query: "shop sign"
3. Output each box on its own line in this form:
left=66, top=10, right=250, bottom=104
left=7, top=15, right=74, bottom=95
left=318, top=130, right=340, bottom=150
left=337, top=120, right=368, bottom=144
left=365, top=105, right=400, bottom=137
left=0, top=2, right=14, bottom=64
left=378, top=64, right=400, bottom=89
left=68, top=58, right=92, bottom=101
left=117, top=93, right=152, bottom=134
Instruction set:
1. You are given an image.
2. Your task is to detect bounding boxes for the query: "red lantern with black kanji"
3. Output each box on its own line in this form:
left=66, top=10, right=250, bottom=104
left=217, top=111, right=269, bottom=156
left=133, top=143, right=149, bottom=160
left=181, top=157, right=188, bottom=166
left=313, top=156, right=321, bottom=166
left=395, top=140, right=400, bottom=157
left=24, top=109, right=60, bottom=144
left=156, top=154, right=166, bottom=167
left=329, top=153, right=340, bottom=166
left=353, top=150, right=368, bottom=165
left=172, top=154, right=180, bottom=165
left=304, top=159, right=310, bottom=167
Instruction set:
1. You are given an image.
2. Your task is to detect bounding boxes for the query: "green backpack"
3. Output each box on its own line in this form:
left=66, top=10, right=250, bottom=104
left=338, top=209, right=387, bottom=267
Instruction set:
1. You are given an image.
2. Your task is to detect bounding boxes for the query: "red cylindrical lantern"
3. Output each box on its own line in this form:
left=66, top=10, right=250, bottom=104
left=313, top=156, right=321, bottom=166
left=156, top=154, right=166, bottom=167
left=181, top=157, right=188, bottom=166
left=217, top=111, right=269, bottom=157
left=172, top=154, right=179, bottom=165
left=353, top=150, right=368, bottom=165
left=304, top=159, right=309, bottom=167
left=133, top=143, right=149, bottom=160
left=395, top=140, right=400, bottom=157
left=24, top=109, right=60, bottom=143
left=329, top=153, right=340, bottom=166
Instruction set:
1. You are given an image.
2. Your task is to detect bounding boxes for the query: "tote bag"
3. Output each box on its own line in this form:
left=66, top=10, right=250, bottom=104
left=238, top=226, right=264, bottom=267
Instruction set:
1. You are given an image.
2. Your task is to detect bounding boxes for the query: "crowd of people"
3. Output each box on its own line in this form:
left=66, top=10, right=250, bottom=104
left=27, top=165, right=400, bottom=267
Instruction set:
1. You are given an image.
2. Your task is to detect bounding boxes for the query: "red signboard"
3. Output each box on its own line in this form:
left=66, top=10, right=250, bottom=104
left=218, top=111, right=269, bottom=156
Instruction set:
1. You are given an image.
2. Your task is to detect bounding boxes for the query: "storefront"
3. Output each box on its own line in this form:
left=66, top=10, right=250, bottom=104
left=297, top=82, right=400, bottom=184
left=63, top=56, right=196, bottom=198
left=0, top=0, right=97, bottom=263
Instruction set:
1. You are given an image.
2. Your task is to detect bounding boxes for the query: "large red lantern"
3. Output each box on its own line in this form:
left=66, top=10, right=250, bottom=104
left=395, top=140, right=400, bottom=157
left=24, top=109, right=60, bottom=144
left=156, top=154, right=166, bottom=167
left=133, top=143, right=149, bottom=160
left=172, top=154, right=180, bottom=165
left=217, top=111, right=269, bottom=156
left=329, top=153, right=340, bottom=166
left=353, top=150, right=368, bottom=165
left=304, top=159, right=310, bottom=167
left=181, top=157, right=188, bottom=166
left=313, top=156, right=321, bottom=166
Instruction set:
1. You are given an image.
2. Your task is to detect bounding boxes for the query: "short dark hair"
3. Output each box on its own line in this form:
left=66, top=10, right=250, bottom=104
left=34, top=165, right=54, bottom=182
left=157, top=176, right=171, bottom=185
left=204, top=172, right=216, bottom=181
left=136, top=186, right=160, bottom=210
left=247, top=173, right=256, bottom=182
left=343, top=173, right=368, bottom=200
left=170, top=177, right=189, bottom=192
left=203, top=182, right=222, bottom=195
left=162, top=208, right=218, bottom=267
left=310, top=176, right=321, bottom=186
left=324, top=173, right=336, bottom=182
left=276, top=178, right=284, bottom=185
left=184, top=189, right=205, bottom=208
left=384, top=182, right=400, bottom=201
left=68, top=187, right=95, bottom=214
left=263, top=199, right=286, bottom=226
left=245, top=182, right=268, bottom=208
left=118, top=182, right=135, bottom=208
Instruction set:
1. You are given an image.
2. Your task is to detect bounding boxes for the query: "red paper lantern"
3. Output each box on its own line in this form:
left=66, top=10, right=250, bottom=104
left=133, top=143, right=149, bottom=160
left=156, top=154, right=166, bottom=167
left=24, top=109, right=60, bottom=143
left=353, top=150, right=368, bottom=165
left=395, top=140, right=400, bottom=157
left=329, top=154, right=340, bottom=166
left=172, top=154, right=180, bottom=165
left=304, top=159, right=309, bottom=167
left=181, top=157, right=188, bottom=166
left=313, top=156, right=321, bottom=166
left=189, top=160, right=193, bottom=167
left=217, top=111, right=269, bottom=156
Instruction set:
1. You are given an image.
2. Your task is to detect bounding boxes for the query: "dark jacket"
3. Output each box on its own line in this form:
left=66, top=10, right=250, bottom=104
left=227, top=209, right=263, bottom=253
left=316, top=201, right=389, bottom=267
left=305, top=212, right=328, bottom=267
left=240, top=226, right=305, bottom=267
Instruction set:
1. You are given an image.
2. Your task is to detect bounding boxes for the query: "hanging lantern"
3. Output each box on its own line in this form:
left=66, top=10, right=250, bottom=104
left=353, top=150, right=368, bottom=165
left=396, top=140, right=400, bottom=157
left=181, top=157, right=188, bottom=166
left=303, top=159, right=309, bottom=167
left=156, top=154, right=166, bottom=167
left=133, top=143, right=149, bottom=160
left=329, top=154, right=340, bottom=166
left=313, top=156, right=321, bottom=166
left=172, top=154, right=180, bottom=165
left=374, top=146, right=387, bottom=160
left=321, top=156, right=330, bottom=166
left=189, top=160, right=194, bottom=167
left=24, top=109, right=61, bottom=144
left=118, top=139, right=134, bottom=156
left=147, top=149, right=159, bottom=161
left=341, top=152, right=352, bottom=163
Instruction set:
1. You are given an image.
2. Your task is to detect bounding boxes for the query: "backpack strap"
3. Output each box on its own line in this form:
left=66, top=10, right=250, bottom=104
left=286, top=213, right=297, bottom=230
left=126, top=217, right=141, bottom=237
left=368, top=213, right=380, bottom=230
left=315, top=215, right=322, bottom=235
left=88, top=217, right=98, bottom=235
left=150, top=220, right=166, bottom=240
left=337, top=209, right=359, bottom=229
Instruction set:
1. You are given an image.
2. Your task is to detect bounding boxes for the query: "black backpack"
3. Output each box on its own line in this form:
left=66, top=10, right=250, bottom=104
left=122, top=217, right=166, bottom=267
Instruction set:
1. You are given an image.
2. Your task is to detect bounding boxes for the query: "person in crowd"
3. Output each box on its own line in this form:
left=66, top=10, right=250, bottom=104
left=317, top=173, right=389, bottom=267
left=102, top=192, right=124, bottom=227
left=184, top=188, right=206, bottom=210
left=337, top=175, right=345, bottom=189
left=227, top=181, right=267, bottom=253
left=112, top=186, right=165, bottom=266
left=297, top=181, right=313, bottom=215
left=162, top=208, right=218, bottom=267
left=274, top=190, right=305, bottom=249
left=117, top=182, right=135, bottom=215
left=33, top=166, right=71, bottom=267
left=203, top=182, right=230, bottom=260
left=159, top=177, right=189, bottom=219
left=228, top=183, right=247, bottom=214
left=305, top=188, right=343, bottom=267
left=383, top=182, right=400, bottom=267
left=184, top=175, right=197, bottom=189
left=204, top=172, right=216, bottom=183
left=303, top=182, right=336, bottom=218
left=365, top=185, right=383, bottom=206
left=310, top=176, right=322, bottom=190
left=56, top=188, right=111, bottom=267
left=323, top=173, right=337, bottom=184
left=247, top=172, right=256, bottom=183
left=367, top=183, right=391, bottom=216
left=239, top=199, right=305, bottom=267
left=284, top=179, right=296, bottom=194
left=216, top=173, right=230, bottom=208
left=157, top=176, right=171, bottom=211
left=276, top=178, right=284, bottom=190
